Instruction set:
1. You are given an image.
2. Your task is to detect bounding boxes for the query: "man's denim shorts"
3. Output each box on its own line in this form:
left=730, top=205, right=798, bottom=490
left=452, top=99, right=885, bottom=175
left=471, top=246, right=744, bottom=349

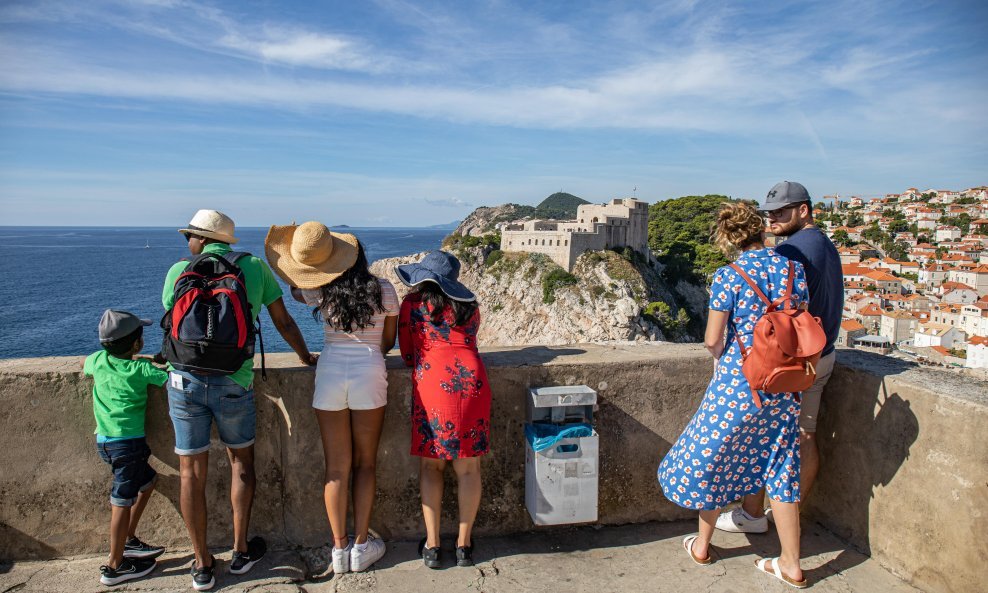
left=97, top=437, right=157, bottom=507
left=167, top=370, right=256, bottom=455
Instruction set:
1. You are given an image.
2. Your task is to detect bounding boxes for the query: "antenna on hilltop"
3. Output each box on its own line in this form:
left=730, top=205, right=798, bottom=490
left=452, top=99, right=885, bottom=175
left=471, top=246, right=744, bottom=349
left=633, top=185, right=638, bottom=198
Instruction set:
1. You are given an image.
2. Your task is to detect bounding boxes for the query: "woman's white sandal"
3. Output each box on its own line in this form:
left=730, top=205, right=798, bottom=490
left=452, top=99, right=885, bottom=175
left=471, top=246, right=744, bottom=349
left=682, top=535, right=712, bottom=566
left=755, top=557, right=807, bottom=589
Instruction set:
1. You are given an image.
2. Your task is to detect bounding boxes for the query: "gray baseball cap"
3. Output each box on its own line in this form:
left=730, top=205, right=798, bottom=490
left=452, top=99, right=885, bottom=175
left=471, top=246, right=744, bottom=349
left=99, top=309, right=152, bottom=343
left=762, top=181, right=811, bottom=211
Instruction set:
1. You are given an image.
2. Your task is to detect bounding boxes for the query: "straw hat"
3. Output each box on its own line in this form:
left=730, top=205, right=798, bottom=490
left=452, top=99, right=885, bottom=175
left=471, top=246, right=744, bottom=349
left=177, top=209, right=239, bottom=244
left=265, top=221, right=359, bottom=289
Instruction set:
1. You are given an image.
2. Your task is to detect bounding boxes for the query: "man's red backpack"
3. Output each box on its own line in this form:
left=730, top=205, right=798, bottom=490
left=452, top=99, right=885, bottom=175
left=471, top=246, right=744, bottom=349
left=729, top=260, right=827, bottom=408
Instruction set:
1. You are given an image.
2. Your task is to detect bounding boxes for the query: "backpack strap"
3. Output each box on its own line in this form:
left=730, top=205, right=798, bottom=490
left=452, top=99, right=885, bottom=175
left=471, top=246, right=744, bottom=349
left=729, top=264, right=771, bottom=306
left=224, top=251, right=251, bottom=265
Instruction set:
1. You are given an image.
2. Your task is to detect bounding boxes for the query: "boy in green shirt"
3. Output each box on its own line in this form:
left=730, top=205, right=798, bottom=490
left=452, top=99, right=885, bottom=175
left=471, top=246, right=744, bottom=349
left=83, top=309, right=169, bottom=586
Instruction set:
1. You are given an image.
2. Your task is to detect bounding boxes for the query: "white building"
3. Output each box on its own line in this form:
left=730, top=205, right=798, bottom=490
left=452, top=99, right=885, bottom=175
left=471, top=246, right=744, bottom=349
left=966, top=336, right=988, bottom=369
left=500, top=198, right=649, bottom=271
left=935, top=225, right=962, bottom=242
left=914, top=322, right=962, bottom=349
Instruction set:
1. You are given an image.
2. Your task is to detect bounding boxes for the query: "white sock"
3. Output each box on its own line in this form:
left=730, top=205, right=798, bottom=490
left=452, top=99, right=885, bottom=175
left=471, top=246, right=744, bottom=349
left=354, top=541, right=369, bottom=552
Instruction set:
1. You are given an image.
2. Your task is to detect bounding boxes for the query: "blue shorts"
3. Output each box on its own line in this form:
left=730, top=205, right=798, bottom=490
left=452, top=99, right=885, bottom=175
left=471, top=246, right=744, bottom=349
left=97, top=437, right=157, bottom=507
left=167, top=370, right=256, bottom=456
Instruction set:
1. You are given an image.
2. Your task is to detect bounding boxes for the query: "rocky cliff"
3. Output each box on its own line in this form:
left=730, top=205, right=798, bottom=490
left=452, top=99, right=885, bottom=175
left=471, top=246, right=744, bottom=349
left=450, top=204, right=534, bottom=237
left=370, top=245, right=705, bottom=347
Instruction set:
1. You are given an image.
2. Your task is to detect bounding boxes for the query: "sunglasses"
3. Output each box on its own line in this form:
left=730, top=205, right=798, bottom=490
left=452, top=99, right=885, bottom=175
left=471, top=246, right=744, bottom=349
left=762, top=204, right=799, bottom=219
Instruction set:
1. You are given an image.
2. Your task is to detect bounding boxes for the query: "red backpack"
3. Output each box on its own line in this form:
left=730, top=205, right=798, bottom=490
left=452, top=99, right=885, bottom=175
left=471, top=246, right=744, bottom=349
left=729, top=260, right=827, bottom=408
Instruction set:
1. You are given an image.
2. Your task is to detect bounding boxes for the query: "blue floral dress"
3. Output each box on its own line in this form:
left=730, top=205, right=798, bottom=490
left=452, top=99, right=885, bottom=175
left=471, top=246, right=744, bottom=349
left=658, top=248, right=809, bottom=510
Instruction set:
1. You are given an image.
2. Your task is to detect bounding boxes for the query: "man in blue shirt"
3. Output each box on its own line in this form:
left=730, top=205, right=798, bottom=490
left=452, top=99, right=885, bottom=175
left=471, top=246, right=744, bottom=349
left=717, top=181, right=844, bottom=534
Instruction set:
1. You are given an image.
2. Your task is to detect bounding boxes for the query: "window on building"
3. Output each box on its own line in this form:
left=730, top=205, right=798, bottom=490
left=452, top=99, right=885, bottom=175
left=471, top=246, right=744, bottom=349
left=564, top=240, right=568, bottom=246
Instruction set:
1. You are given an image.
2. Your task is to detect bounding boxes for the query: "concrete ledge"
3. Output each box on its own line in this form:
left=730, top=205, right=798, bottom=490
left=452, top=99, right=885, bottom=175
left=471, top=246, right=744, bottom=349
left=1, top=345, right=985, bottom=593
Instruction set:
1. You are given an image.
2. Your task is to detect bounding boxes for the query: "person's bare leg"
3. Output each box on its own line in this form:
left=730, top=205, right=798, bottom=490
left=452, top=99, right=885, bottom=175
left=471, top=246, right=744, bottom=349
left=767, top=499, right=803, bottom=582
left=351, top=407, right=386, bottom=544
left=126, top=481, right=156, bottom=538
left=108, top=505, right=132, bottom=568
left=315, top=409, right=353, bottom=549
left=420, top=458, right=446, bottom=548
left=178, top=453, right=211, bottom=568
left=691, top=509, right=719, bottom=560
left=451, top=457, right=481, bottom=547
left=226, top=445, right=256, bottom=553
left=740, top=488, right=766, bottom=518
left=799, top=431, right=820, bottom=498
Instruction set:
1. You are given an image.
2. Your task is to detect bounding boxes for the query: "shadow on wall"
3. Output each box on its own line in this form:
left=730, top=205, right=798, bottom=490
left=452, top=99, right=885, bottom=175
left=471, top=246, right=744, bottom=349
left=0, top=524, right=58, bottom=569
left=807, top=354, right=920, bottom=577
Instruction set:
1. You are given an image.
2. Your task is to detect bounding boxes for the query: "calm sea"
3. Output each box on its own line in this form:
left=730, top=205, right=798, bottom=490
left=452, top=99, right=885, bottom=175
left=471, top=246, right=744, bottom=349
left=0, top=226, right=448, bottom=359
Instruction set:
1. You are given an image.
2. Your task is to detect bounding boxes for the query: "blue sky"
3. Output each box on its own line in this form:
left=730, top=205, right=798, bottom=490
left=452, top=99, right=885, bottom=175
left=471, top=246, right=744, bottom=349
left=1, top=0, right=986, bottom=227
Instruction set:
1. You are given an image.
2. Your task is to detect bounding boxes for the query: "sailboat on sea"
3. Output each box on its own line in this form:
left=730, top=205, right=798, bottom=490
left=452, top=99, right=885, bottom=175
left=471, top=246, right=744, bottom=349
left=144, top=240, right=150, bottom=249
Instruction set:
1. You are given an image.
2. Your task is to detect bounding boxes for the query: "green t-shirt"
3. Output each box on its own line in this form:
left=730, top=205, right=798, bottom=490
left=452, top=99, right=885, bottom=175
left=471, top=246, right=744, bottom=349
left=162, top=242, right=284, bottom=389
left=84, top=351, right=168, bottom=439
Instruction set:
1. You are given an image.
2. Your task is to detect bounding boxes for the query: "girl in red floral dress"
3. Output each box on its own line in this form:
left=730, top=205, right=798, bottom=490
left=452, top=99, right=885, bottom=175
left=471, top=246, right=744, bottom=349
left=396, top=251, right=491, bottom=569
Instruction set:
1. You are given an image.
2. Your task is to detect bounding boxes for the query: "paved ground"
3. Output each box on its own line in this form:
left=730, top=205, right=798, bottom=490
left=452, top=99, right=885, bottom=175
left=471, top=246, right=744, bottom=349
left=0, top=521, right=921, bottom=593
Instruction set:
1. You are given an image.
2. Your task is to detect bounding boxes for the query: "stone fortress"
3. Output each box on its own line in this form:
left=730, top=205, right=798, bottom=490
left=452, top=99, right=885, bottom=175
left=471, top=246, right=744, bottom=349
left=499, top=198, right=650, bottom=271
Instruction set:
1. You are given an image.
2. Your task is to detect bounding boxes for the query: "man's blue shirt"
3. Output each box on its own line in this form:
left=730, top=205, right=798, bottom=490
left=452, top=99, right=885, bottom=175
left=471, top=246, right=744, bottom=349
left=774, top=226, right=844, bottom=356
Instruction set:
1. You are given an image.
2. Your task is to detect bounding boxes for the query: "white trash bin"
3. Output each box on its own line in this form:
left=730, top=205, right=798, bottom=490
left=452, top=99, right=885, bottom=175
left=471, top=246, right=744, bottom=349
left=524, top=385, right=598, bottom=525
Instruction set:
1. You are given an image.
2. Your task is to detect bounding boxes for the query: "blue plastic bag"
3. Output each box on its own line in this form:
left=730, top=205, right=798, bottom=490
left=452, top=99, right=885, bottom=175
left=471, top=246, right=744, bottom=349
left=525, top=422, right=593, bottom=453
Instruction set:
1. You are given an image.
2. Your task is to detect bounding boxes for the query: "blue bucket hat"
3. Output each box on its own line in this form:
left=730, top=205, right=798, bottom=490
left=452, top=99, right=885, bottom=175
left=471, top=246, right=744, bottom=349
left=395, top=250, right=476, bottom=302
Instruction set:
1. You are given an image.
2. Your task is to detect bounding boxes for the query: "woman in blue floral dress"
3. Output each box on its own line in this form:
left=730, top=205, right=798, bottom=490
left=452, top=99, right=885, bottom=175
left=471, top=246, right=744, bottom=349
left=657, top=202, right=810, bottom=587
left=396, top=251, right=490, bottom=568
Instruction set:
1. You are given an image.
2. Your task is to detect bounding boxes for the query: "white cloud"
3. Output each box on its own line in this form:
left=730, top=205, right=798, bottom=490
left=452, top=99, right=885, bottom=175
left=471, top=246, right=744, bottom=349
left=424, top=197, right=473, bottom=208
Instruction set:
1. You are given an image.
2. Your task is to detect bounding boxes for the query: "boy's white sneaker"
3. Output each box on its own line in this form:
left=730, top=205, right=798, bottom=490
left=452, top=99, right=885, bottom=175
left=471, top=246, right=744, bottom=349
left=331, top=539, right=353, bottom=574
left=715, top=507, right=769, bottom=533
left=350, top=536, right=386, bottom=572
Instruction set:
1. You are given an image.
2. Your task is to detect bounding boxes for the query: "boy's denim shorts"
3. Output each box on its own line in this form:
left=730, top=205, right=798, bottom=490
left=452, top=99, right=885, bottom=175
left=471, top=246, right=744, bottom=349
left=97, top=437, right=157, bottom=507
left=167, top=370, right=256, bottom=456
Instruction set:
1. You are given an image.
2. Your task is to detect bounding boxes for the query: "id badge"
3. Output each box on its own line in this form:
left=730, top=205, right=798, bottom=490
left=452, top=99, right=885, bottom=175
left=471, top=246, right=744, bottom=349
left=170, top=372, right=184, bottom=390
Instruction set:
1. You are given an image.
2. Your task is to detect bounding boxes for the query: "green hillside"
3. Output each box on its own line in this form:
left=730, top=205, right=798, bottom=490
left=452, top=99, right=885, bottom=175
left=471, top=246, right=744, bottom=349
left=534, top=192, right=590, bottom=219
left=648, top=194, right=733, bottom=281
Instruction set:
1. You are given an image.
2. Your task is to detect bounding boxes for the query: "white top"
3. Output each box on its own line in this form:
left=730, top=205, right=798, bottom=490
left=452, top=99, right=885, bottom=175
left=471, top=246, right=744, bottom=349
left=301, top=278, right=399, bottom=349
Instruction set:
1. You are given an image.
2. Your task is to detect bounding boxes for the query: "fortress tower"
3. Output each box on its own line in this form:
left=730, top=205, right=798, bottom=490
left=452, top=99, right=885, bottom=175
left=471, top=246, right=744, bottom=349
left=499, top=198, right=649, bottom=271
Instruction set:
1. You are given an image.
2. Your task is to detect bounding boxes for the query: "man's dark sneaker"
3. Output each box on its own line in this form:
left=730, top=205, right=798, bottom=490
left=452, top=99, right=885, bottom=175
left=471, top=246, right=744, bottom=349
left=456, top=545, right=474, bottom=567
left=191, top=556, right=215, bottom=591
left=123, top=536, right=165, bottom=559
left=418, top=537, right=441, bottom=569
left=229, top=536, right=267, bottom=575
left=99, top=557, right=156, bottom=586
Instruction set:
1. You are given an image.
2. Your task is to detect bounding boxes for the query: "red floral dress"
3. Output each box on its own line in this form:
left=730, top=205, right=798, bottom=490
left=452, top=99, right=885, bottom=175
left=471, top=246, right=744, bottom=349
left=398, top=293, right=491, bottom=459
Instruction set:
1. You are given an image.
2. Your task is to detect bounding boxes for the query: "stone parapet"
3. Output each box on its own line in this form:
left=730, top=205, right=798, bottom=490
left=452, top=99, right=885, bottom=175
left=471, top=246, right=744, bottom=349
left=0, top=345, right=984, bottom=593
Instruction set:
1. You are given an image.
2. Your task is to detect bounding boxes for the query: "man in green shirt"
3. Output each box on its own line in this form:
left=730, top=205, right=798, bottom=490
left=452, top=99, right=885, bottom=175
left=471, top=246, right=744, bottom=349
left=162, top=210, right=316, bottom=591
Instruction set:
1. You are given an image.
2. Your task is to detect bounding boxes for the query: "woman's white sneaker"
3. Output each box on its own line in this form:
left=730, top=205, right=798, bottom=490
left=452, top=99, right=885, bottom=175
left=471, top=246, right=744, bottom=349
left=350, top=536, right=386, bottom=572
left=331, top=538, right=353, bottom=574
left=715, top=507, right=769, bottom=533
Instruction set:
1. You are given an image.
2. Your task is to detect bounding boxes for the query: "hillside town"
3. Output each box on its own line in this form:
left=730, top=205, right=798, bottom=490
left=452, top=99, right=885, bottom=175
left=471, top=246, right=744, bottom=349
left=817, top=186, right=988, bottom=374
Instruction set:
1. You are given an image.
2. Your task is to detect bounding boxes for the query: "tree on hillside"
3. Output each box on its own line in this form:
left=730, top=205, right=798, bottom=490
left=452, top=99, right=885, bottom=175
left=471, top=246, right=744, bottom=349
left=648, top=194, right=733, bottom=281
left=846, top=212, right=865, bottom=227
left=534, top=192, right=590, bottom=220
left=831, top=229, right=853, bottom=247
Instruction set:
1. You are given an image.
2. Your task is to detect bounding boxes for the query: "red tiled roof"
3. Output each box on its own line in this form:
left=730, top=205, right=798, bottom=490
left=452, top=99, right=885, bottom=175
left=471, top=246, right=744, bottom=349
left=841, top=319, right=866, bottom=332
left=970, top=336, right=988, bottom=346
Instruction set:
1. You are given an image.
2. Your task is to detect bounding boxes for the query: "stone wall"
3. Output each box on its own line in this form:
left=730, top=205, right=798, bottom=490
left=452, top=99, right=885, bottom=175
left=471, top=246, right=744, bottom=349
left=1, top=346, right=985, bottom=593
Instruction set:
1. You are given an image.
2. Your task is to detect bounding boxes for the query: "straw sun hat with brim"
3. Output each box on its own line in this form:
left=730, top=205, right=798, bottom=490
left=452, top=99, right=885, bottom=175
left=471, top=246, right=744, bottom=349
left=395, top=250, right=476, bottom=302
left=177, top=209, right=239, bottom=244
left=265, top=221, right=360, bottom=289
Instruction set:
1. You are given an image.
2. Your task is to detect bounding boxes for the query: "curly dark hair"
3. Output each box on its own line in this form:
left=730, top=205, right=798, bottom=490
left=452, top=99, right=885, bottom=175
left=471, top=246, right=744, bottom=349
left=417, top=281, right=478, bottom=327
left=312, top=243, right=384, bottom=332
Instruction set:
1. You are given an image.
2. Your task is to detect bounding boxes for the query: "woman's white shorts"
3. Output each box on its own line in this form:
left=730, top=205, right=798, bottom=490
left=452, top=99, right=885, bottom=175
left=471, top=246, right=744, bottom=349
left=312, top=342, right=388, bottom=411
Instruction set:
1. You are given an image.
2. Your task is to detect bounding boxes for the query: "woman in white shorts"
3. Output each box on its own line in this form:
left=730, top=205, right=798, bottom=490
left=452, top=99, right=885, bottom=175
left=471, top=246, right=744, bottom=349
left=266, top=221, right=397, bottom=574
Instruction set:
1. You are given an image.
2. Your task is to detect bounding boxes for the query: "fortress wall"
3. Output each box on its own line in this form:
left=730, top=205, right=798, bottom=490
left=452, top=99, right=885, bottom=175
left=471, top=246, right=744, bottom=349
left=1, top=346, right=984, bottom=593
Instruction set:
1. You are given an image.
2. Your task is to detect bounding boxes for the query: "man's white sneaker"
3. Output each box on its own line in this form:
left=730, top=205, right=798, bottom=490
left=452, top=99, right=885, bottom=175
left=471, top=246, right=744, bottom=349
left=715, top=508, right=769, bottom=534
left=350, top=536, right=386, bottom=572
left=331, top=539, right=353, bottom=574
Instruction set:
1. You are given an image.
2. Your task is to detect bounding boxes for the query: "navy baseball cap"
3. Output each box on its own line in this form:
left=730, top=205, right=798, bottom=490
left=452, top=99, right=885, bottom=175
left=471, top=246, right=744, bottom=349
left=762, top=181, right=811, bottom=212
